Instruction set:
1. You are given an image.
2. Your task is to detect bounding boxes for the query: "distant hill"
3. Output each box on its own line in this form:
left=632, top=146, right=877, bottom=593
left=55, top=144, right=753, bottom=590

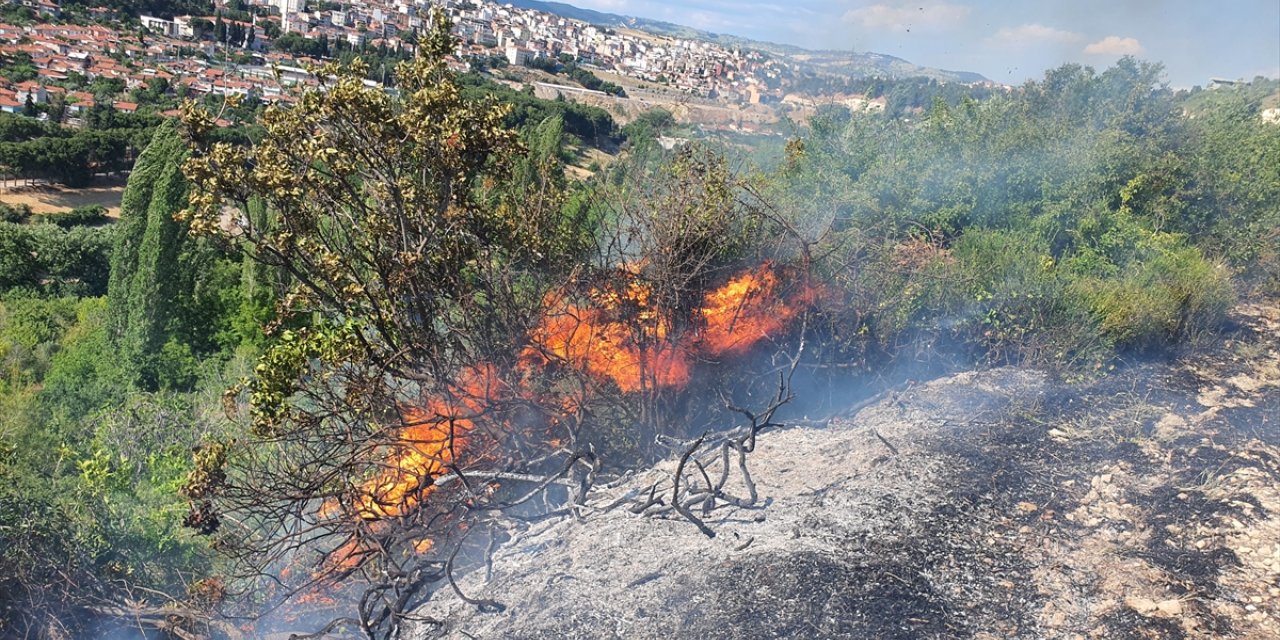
left=504, top=0, right=988, bottom=84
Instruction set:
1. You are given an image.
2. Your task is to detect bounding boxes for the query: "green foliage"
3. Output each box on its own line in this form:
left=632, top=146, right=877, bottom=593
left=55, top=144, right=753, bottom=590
left=768, top=58, right=1258, bottom=371
left=1178, top=87, right=1280, bottom=292
left=60, top=0, right=213, bottom=19
left=241, top=323, right=362, bottom=436
left=0, top=112, right=64, bottom=143
left=0, top=288, right=225, bottom=636
left=0, top=2, right=37, bottom=24
left=0, top=222, right=114, bottom=296
left=271, top=31, right=328, bottom=58
left=0, top=226, right=39, bottom=293
left=950, top=229, right=1110, bottom=367
left=479, top=115, right=603, bottom=265
left=622, top=107, right=676, bottom=146
left=1068, top=236, right=1234, bottom=349
left=0, top=295, right=81, bottom=388
left=458, top=72, right=619, bottom=146
left=0, top=52, right=36, bottom=84
left=37, top=298, right=130, bottom=431
left=107, top=120, right=240, bottom=391
left=0, top=123, right=148, bottom=187
left=0, top=203, right=30, bottom=224
left=528, top=56, right=626, bottom=96
left=42, top=204, right=109, bottom=228
left=88, top=77, right=127, bottom=101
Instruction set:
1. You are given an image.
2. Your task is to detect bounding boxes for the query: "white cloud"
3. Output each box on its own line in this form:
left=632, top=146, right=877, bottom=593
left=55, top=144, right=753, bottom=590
left=842, top=2, right=972, bottom=33
left=985, top=23, right=1084, bottom=49
left=1083, top=36, right=1144, bottom=56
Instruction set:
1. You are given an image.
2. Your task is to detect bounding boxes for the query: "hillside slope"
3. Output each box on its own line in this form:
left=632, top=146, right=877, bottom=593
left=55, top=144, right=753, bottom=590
left=505, top=0, right=987, bottom=83
left=415, top=301, right=1280, bottom=639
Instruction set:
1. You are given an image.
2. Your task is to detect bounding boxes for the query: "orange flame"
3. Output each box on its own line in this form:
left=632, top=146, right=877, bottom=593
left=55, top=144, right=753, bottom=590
left=700, top=267, right=809, bottom=355
left=522, top=279, right=691, bottom=393
left=353, top=364, right=497, bottom=520
left=319, top=263, right=813, bottom=569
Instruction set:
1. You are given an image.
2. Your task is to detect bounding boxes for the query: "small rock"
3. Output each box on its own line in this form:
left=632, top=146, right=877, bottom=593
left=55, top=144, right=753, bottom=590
left=1126, top=597, right=1158, bottom=614
left=1016, top=501, right=1038, bottom=513
left=1156, top=599, right=1183, bottom=617
left=1195, top=540, right=1207, bottom=549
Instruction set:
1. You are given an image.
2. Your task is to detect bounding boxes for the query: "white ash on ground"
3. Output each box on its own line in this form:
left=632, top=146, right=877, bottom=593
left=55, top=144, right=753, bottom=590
left=413, top=302, right=1280, bottom=640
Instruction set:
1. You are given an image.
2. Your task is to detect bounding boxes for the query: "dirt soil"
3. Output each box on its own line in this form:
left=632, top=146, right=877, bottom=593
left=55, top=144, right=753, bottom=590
left=414, top=302, right=1280, bottom=639
left=0, top=176, right=126, bottom=217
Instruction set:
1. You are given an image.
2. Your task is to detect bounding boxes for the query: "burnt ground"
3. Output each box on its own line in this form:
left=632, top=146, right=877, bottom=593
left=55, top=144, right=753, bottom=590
left=413, top=302, right=1280, bottom=640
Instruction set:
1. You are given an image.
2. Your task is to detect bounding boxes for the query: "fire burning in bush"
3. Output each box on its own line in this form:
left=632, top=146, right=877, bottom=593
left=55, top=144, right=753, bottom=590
left=318, top=262, right=815, bottom=564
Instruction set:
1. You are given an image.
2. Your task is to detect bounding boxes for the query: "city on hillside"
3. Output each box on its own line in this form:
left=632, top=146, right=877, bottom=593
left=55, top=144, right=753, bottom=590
left=0, top=0, right=955, bottom=129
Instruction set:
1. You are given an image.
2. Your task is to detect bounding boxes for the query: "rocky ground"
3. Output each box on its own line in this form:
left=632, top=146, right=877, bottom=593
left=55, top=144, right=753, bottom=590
left=412, top=302, right=1280, bottom=639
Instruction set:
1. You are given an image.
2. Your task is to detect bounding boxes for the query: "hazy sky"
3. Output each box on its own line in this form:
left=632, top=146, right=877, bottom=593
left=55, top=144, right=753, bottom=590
left=563, top=0, right=1280, bottom=87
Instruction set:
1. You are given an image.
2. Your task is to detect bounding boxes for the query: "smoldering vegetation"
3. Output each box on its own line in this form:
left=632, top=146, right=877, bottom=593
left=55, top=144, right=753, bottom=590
left=420, top=302, right=1280, bottom=639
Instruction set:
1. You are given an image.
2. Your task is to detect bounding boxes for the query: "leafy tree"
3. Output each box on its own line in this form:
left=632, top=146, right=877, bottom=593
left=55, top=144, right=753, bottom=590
left=0, top=52, right=37, bottom=84
left=107, top=120, right=196, bottom=389
left=175, top=13, right=601, bottom=636
left=60, top=0, right=213, bottom=18
left=622, top=107, right=675, bottom=144
left=0, top=293, right=214, bottom=638
left=457, top=72, right=619, bottom=146
left=0, top=225, right=39, bottom=291
left=0, top=112, right=64, bottom=142
left=88, top=77, right=127, bottom=101
left=0, top=223, right=113, bottom=296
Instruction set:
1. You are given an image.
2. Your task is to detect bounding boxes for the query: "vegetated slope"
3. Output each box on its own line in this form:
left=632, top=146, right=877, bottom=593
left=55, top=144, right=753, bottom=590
left=787, top=49, right=988, bottom=84
left=504, top=0, right=988, bottom=83
left=416, top=300, right=1280, bottom=639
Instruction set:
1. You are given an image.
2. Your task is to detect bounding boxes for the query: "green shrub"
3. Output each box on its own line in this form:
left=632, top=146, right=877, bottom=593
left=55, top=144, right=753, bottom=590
left=0, top=202, right=31, bottom=223
left=1072, top=241, right=1233, bottom=349
left=43, top=204, right=108, bottom=228
left=952, top=229, right=1113, bottom=369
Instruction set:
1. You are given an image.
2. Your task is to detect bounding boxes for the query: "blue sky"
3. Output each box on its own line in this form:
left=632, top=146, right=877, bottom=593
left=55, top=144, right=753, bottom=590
left=567, top=0, right=1280, bottom=87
